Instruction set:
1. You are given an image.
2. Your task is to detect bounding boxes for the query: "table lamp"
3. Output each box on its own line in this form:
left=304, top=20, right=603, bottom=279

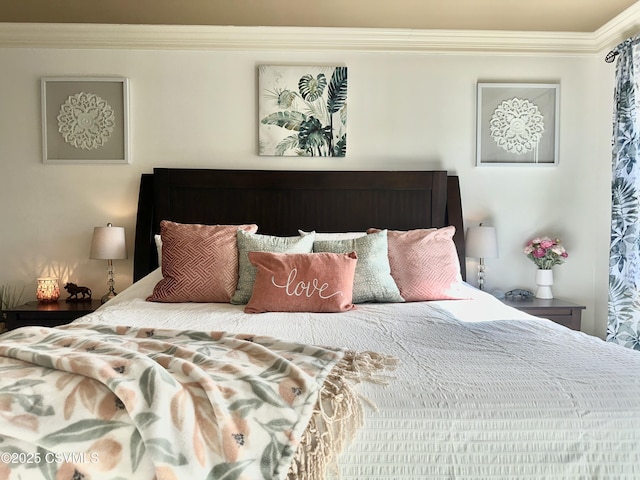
left=90, top=223, right=127, bottom=303
left=465, top=223, right=498, bottom=290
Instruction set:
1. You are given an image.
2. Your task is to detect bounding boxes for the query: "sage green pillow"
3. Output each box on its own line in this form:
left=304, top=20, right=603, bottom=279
left=231, top=230, right=315, bottom=304
left=313, top=229, right=404, bottom=304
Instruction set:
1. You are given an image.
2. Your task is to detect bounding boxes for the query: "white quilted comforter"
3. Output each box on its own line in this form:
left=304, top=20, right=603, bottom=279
left=78, top=270, right=640, bottom=479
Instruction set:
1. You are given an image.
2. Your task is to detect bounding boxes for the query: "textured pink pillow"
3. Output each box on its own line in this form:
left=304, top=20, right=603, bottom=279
left=148, top=221, right=258, bottom=303
left=367, top=226, right=466, bottom=301
left=245, top=251, right=358, bottom=313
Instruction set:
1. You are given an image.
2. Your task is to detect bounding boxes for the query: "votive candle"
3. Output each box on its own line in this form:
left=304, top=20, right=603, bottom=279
left=36, top=277, right=60, bottom=303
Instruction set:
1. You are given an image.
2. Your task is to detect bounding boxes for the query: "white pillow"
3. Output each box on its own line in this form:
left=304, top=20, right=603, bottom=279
left=154, top=234, right=163, bottom=267
left=298, top=230, right=366, bottom=241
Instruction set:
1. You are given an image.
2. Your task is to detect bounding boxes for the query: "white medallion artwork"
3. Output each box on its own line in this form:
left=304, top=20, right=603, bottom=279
left=41, top=77, right=129, bottom=164
left=489, top=98, right=544, bottom=156
left=476, top=83, right=559, bottom=166
left=57, top=92, right=115, bottom=150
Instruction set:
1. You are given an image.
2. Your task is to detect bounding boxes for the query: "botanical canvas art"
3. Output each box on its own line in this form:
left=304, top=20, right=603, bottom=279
left=476, top=83, right=559, bottom=166
left=259, top=65, right=347, bottom=157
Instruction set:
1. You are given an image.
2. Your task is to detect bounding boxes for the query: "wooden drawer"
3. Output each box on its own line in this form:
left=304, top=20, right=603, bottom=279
left=501, top=297, right=585, bottom=331
left=3, top=300, right=101, bottom=330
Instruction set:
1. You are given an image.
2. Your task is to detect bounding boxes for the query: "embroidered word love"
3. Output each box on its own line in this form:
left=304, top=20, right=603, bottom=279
left=271, top=268, right=343, bottom=299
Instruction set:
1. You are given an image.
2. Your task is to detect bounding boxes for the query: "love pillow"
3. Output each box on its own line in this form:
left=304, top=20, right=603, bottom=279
left=244, top=251, right=358, bottom=313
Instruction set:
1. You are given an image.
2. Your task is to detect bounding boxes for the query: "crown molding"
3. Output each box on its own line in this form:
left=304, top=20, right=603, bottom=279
left=594, top=1, right=640, bottom=52
left=0, top=19, right=632, bottom=55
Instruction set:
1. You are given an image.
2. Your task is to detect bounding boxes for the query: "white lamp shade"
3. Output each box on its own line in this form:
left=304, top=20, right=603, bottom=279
left=466, top=225, right=498, bottom=259
left=90, top=225, right=127, bottom=260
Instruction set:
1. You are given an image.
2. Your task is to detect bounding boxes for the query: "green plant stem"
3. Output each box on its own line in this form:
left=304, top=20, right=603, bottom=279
left=0, top=285, right=25, bottom=318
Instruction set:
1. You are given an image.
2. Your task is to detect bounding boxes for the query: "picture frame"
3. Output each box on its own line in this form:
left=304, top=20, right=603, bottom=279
left=476, top=82, right=559, bottom=166
left=258, top=65, right=347, bottom=157
left=41, top=77, right=130, bottom=164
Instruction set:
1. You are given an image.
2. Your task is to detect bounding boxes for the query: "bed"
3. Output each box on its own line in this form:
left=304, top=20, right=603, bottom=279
left=1, top=168, right=640, bottom=480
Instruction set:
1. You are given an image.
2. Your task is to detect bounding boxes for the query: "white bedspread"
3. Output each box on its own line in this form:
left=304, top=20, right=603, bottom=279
left=77, top=270, right=640, bottom=479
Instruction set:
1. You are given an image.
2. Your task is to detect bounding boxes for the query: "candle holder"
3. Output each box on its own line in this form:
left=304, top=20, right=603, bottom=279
left=36, top=277, right=60, bottom=303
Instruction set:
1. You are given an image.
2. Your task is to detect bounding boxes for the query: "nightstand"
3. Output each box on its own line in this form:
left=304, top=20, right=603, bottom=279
left=501, top=297, right=585, bottom=331
left=3, top=300, right=101, bottom=331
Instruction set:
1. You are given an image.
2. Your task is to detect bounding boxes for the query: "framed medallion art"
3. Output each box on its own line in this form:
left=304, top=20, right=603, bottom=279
left=476, top=83, right=559, bottom=166
left=41, top=77, right=130, bottom=164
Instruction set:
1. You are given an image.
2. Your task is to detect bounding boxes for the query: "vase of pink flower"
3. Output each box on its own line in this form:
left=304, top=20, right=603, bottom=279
left=524, top=236, right=568, bottom=299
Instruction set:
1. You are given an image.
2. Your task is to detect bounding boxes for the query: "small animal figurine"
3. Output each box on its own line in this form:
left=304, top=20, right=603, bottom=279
left=64, top=282, right=92, bottom=302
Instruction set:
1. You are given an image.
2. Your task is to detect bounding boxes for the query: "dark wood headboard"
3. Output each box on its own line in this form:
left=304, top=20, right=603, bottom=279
left=133, top=169, right=466, bottom=282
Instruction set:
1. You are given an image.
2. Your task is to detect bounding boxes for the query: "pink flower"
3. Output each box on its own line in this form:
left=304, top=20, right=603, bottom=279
left=532, top=248, right=546, bottom=258
left=524, top=235, right=568, bottom=269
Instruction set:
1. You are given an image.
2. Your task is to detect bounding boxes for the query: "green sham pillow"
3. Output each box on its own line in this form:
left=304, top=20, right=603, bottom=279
left=231, top=230, right=315, bottom=304
left=313, top=229, right=404, bottom=304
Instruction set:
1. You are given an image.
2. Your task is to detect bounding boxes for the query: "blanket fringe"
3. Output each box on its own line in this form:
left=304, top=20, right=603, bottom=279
left=287, top=351, right=398, bottom=480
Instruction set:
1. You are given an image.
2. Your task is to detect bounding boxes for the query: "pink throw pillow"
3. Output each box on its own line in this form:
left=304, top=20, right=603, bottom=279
left=245, top=251, right=358, bottom=313
left=148, top=221, right=258, bottom=303
left=367, top=226, right=466, bottom=301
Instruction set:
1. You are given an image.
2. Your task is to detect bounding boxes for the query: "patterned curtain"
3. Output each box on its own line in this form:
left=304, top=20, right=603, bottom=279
left=609, top=35, right=640, bottom=350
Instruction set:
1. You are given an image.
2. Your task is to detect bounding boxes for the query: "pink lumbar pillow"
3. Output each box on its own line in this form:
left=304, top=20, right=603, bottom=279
left=244, top=251, right=358, bottom=313
left=367, top=226, right=466, bottom=301
left=148, top=220, right=258, bottom=303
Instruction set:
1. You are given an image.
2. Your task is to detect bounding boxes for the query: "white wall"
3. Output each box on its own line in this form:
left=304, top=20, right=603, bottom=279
left=0, top=36, right=616, bottom=337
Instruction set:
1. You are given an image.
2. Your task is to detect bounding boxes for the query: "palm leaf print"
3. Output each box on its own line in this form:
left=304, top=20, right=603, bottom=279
left=327, top=67, right=347, bottom=115
left=609, top=37, right=640, bottom=348
left=298, top=73, right=327, bottom=101
left=259, top=66, right=347, bottom=157
left=261, top=111, right=306, bottom=131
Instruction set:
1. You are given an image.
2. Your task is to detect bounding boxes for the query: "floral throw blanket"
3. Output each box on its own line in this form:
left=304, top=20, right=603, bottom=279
left=0, top=324, right=395, bottom=480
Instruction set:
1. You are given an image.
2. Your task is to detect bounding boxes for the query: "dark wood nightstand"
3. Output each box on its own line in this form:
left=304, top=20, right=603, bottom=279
left=3, top=300, right=102, bottom=331
left=501, top=297, right=585, bottom=331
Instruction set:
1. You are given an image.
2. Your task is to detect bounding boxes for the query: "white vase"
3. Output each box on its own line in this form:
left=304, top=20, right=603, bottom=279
left=535, top=269, right=554, bottom=299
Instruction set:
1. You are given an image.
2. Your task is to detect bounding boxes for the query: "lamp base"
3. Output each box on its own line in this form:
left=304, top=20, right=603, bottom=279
left=100, top=288, right=118, bottom=304
left=477, top=258, right=486, bottom=291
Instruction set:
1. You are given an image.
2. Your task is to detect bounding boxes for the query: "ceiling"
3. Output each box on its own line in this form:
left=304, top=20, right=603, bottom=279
left=1, top=0, right=638, bottom=33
